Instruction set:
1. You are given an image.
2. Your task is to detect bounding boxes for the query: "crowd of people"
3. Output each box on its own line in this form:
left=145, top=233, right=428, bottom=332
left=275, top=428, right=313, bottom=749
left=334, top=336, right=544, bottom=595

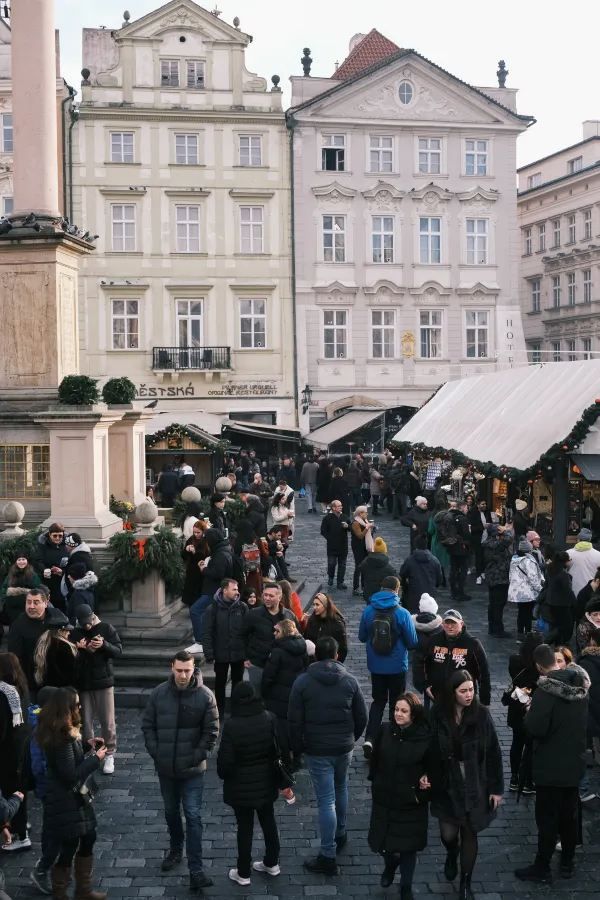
left=1, top=447, right=600, bottom=899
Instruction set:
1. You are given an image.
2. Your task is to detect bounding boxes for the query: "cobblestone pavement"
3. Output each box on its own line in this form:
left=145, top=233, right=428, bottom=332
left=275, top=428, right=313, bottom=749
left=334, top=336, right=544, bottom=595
left=4, top=501, right=600, bottom=898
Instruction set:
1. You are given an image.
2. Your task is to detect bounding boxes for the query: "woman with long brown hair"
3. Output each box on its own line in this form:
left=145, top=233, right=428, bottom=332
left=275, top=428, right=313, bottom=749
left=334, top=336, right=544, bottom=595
left=37, top=687, right=107, bottom=900
left=34, top=609, right=78, bottom=689
left=181, top=519, right=209, bottom=607
left=303, top=592, right=348, bottom=662
left=278, top=580, right=304, bottom=625
left=0, top=652, right=29, bottom=852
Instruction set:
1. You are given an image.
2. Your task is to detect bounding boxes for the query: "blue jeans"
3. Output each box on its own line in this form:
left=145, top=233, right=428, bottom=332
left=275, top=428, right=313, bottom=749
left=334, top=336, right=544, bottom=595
left=305, top=752, right=352, bottom=859
left=190, top=594, right=213, bottom=643
left=158, top=773, right=205, bottom=875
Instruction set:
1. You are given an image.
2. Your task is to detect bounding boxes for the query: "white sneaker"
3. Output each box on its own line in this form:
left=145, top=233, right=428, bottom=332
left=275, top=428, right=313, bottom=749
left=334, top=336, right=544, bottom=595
left=185, top=642, right=203, bottom=655
left=103, top=754, right=115, bottom=775
left=228, top=868, right=251, bottom=885
left=253, top=861, right=281, bottom=876
left=476, top=576, right=482, bottom=585
left=1, top=836, right=32, bottom=851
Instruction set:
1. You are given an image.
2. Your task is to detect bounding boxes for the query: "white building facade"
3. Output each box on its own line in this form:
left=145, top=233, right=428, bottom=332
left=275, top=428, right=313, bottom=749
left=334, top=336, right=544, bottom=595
left=289, top=36, right=532, bottom=431
left=518, top=121, right=600, bottom=364
left=73, top=0, right=295, bottom=428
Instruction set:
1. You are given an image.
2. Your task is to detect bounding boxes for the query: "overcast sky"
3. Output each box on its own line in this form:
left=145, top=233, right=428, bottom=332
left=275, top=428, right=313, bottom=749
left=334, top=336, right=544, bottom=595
left=55, top=0, right=599, bottom=168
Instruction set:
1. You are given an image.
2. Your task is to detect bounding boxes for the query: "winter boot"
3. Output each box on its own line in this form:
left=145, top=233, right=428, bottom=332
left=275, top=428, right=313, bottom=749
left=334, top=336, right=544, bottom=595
left=73, top=855, right=107, bottom=900
left=380, top=853, right=398, bottom=887
left=443, top=842, right=459, bottom=881
left=50, top=865, right=72, bottom=900
left=458, top=871, right=475, bottom=900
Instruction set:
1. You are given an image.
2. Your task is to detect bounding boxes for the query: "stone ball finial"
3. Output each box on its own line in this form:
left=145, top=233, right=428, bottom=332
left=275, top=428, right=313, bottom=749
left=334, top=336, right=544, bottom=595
left=215, top=476, right=232, bottom=494
left=301, top=48, right=312, bottom=77
left=135, top=499, right=158, bottom=525
left=81, top=68, right=91, bottom=85
left=233, top=15, right=240, bottom=28
left=271, top=74, right=281, bottom=92
left=181, top=486, right=202, bottom=504
left=3, top=501, right=24, bottom=525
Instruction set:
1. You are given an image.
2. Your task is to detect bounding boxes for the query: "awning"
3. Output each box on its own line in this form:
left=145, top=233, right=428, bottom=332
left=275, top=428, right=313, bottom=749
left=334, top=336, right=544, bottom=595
left=223, top=421, right=300, bottom=443
left=572, top=454, right=600, bottom=481
left=393, top=360, right=600, bottom=471
left=146, top=410, right=224, bottom=436
left=306, top=409, right=384, bottom=449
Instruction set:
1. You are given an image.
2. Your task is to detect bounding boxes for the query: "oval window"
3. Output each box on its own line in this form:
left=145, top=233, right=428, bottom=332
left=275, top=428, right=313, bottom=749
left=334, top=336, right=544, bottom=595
left=398, top=81, right=413, bottom=105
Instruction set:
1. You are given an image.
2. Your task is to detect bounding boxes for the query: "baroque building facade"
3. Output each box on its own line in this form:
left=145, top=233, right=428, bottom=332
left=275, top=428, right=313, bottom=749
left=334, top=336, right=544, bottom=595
left=289, top=33, right=532, bottom=431
left=518, top=121, right=600, bottom=364
left=73, top=0, right=295, bottom=428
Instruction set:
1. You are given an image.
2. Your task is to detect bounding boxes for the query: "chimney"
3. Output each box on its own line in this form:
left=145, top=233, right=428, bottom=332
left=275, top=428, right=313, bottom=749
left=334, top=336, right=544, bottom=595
left=349, top=33, right=366, bottom=52
left=583, top=120, right=600, bottom=140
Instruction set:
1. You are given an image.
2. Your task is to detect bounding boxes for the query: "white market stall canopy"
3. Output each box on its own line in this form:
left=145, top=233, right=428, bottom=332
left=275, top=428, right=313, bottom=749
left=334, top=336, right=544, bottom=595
left=393, top=361, right=600, bottom=471
left=146, top=410, right=225, bottom=436
left=306, top=409, right=385, bottom=449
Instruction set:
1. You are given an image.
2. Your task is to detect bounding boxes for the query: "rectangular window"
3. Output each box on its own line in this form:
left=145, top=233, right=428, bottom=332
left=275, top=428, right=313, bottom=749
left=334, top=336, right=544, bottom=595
left=239, top=206, right=264, bottom=253
left=239, top=135, right=262, bottom=167
left=110, top=132, right=134, bottom=164
left=466, top=218, right=488, bottom=264
left=175, top=205, right=200, bottom=253
left=111, top=204, right=136, bottom=252
left=552, top=340, right=561, bottom=362
left=371, top=215, right=394, bottom=263
left=160, top=59, right=179, bottom=87
left=419, top=310, right=442, bottom=359
left=239, top=299, right=266, bottom=349
left=465, top=310, right=489, bottom=358
left=1, top=113, right=12, bottom=153
left=322, top=214, right=346, bottom=262
left=321, top=134, right=345, bottom=172
left=323, top=309, right=347, bottom=359
left=186, top=60, right=205, bottom=89
left=371, top=309, right=395, bottom=359
left=567, top=339, right=577, bottom=362
left=175, top=134, right=198, bottom=165
left=552, top=275, right=561, bottom=308
left=530, top=342, right=541, bottom=364
left=584, top=269, right=592, bottom=303
left=584, top=208, right=592, bottom=240
left=177, top=299, right=203, bottom=350
left=419, top=217, right=441, bottom=264
left=0, top=445, right=50, bottom=499
left=583, top=337, right=592, bottom=360
left=465, top=139, right=488, bottom=176
left=568, top=156, right=583, bottom=174
left=417, top=137, right=441, bottom=174
left=524, top=227, right=532, bottom=255
left=527, top=172, right=542, bottom=189
left=2, top=196, right=13, bottom=216
left=552, top=218, right=560, bottom=248
left=567, top=214, right=576, bottom=243
left=567, top=272, right=576, bottom=306
left=111, top=299, right=139, bottom=349
left=531, top=278, right=541, bottom=312
left=537, top=222, right=546, bottom=252
left=369, top=135, right=393, bottom=173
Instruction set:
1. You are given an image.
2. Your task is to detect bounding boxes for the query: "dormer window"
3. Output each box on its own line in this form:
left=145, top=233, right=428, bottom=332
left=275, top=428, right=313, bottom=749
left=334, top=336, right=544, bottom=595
left=161, top=59, right=179, bottom=87
left=186, top=60, right=205, bottom=89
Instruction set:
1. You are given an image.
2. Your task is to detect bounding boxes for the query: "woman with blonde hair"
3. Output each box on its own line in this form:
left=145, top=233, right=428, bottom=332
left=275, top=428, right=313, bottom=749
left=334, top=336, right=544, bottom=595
left=34, top=609, right=78, bottom=690
left=351, top=505, right=374, bottom=596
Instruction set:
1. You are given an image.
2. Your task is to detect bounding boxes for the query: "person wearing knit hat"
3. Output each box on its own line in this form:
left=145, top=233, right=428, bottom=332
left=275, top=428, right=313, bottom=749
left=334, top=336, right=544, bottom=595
left=512, top=499, right=531, bottom=544
left=419, top=594, right=438, bottom=615
left=568, top=527, right=600, bottom=597
left=525, top=530, right=545, bottom=575
left=359, top=535, right=396, bottom=603
left=508, top=538, right=544, bottom=635
left=373, top=537, right=387, bottom=554
left=411, top=596, right=443, bottom=707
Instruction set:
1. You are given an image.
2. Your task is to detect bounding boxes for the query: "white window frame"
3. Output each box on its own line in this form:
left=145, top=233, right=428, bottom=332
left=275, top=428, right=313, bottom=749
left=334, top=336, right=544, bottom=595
left=567, top=272, right=576, bottom=306
left=583, top=337, right=592, bottom=360
left=419, top=217, right=441, bottom=264
left=239, top=298, right=267, bottom=349
left=418, top=137, right=442, bottom=175
left=370, top=309, right=395, bottom=359
left=531, top=278, right=541, bottom=312
left=321, top=134, right=345, bottom=172
left=584, top=269, right=592, bottom=303
left=371, top=215, right=394, bottom=263
left=527, top=172, right=542, bottom=189
left=110, top=131, right=134, bottom=164
left=530, top=342, right=542, bottom=364
left=418, top=309, right=443, bottom=359
left=537, top=222, right=546, bottom=252
left=175, top=205, right=200, bottom=254
left=552, top=275, right=561, bottom=308
left=552, top=340, right=561, bottom=362
left=465, top=139, right=488, bottom=176
left=466, top=218, right=488, bottom=265
left=111, top=298, right=140, bottom=350
left=1, top=113, right=12, bottom=153
left=239, top=206, right=264, bottom=254
left=584, top=208, right=592, bottom=240
left=176, top=298, right=203, bottom=353
left=524, top=227, right=532, bottom=256
left=174, top=133, right=199, bottom=165
left=323, top=309, right=348, bottom=359
left=110, top=203, right=136, bottom=252
left=369, top=135, right=393, bottom=173
left=567, top=339, right=577, bottom=362
left=2, top=196, right=13, bottom=216
left=465, top=309, right=489, bottom=359
left=239, top=134, right=262, bottom=167
left=186, top=59, right=205, bottom=89
left=160, top=58, right=179, bottom=87
left=552, top=218, right=560, bottom=248
left=567, top=214, right=576, bottom=244
left=322, top=214, right=346, bottom=263
left=568, top=156, right=583, bottom=174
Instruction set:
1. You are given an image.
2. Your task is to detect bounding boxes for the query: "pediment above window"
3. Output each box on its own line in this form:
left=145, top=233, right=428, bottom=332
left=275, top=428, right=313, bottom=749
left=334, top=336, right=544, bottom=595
left=408, top=183, right=452, bottom=202
left=456, top=282, right=499, bottom=296
left=364, top=280, right=404, bottom=304
left=409, top=280, right=452, bottom=298
left=311, top=182, right=357, bottom=201
left=456, top=186, right=499, bottom=203
left=362, top=181, right=404, bottom=201
left=313, top=281, right=358, bottom=306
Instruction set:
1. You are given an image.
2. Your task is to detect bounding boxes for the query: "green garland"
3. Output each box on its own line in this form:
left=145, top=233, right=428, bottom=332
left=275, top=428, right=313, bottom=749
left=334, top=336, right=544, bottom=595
left=146, top=423, right=228, bottom=451
left=390, top=399, right=600, bottom=483
left=98, top=526, right=185, bottom=601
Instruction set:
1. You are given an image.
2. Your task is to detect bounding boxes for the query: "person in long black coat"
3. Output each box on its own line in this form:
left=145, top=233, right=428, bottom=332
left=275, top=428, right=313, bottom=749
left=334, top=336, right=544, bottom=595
left=368, top=692, right=432, bottom=897
left=262, top=620, right=308, bottom=768
left=217, top=682, right=281, bottom=886
left=303, top=593, right=348, bottom=662
left=36, top=526, right=69, bottom=612
left=181, top=522, right=208, bottom=607
left=0, top=652, right=29, bottom=849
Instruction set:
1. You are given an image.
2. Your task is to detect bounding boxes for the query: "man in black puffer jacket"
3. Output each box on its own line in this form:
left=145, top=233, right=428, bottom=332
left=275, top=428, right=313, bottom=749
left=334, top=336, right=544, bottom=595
left=201, top=579, right=247, bottom=720
left=142, top=650, right=219, bottom=893
left=241, top=582, right=296, bottom=693
left=189, top=528, right=233, bottom=643
left=288, top=636, right=367, bottom=876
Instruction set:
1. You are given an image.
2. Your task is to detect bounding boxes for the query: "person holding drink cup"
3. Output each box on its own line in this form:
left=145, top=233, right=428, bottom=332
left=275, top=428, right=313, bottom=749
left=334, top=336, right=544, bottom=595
left=36, top=525, right=69, bottom=613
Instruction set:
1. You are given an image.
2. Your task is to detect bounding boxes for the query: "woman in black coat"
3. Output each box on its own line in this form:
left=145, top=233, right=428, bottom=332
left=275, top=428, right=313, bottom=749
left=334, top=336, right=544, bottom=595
left=181, top=520, right=208, bottom=607
left=329, top=467, right=351, bottom=515
left=368, top=692, right=432, bottom=898
left=303, top=593, right=348, bottom=662
left=0, top=652, right=29, bottom=849
left=262, top=620, right=308, bottom=771
left=36, top=524, right=69, bottom=612
left=545, top=551, right=577, bottom=644
left=429, top=670, right=503, bottom=900
left=506, top=631, right=543, bottom=792
left=217, top=682, right=280, bottom=887
left=33, top=610, right=79, bottom=690
left=315, top=456, right=332, bottom=512
left=37, top=687, right=106, bottom=899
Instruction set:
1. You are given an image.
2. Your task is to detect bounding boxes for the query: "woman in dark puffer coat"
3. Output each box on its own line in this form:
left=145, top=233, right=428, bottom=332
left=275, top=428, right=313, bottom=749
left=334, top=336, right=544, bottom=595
left=262, top=620, right=308, bottom=770
left=217, top=683, right=280, bottom=886
left=368, top=692, right=432, bottom=899
left=303, top=593, right=348, bottom=662
left=37, top=687, right=106, bottom=900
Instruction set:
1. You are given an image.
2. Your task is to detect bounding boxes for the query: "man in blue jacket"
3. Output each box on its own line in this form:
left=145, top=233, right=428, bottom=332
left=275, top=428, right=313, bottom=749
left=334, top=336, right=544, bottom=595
left=358, top=575, right=418, bottom=759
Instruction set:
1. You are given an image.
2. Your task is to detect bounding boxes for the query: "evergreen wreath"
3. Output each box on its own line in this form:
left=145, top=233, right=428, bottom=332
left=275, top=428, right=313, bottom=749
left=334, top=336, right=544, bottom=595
left=99, top=526, right=185, bottom=601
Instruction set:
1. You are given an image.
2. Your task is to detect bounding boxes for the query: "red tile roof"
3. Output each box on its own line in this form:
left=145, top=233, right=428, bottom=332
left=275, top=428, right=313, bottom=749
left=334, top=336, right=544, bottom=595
left=333, top=29, right=401, bottom=81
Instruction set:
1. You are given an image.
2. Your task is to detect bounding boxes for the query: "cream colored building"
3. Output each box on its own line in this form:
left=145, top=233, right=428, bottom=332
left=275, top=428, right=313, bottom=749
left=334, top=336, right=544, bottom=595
left=289, top=33, right=533, bottom=432
left=518, top=121, right=600, bottom=364
left=73, top=0, right=295, bottom=432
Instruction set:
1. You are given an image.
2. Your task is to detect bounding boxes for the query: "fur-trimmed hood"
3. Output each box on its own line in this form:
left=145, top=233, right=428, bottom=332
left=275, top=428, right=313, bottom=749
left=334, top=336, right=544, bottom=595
left=411, top=611, right=443, bottom=633
left=538, top=663, right=590, bottom=701
left=71, top=570, right=98, bottom=591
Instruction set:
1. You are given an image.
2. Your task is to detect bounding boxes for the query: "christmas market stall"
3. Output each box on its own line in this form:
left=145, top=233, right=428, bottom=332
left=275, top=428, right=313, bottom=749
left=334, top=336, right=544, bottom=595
left=145, top=415, right=225, bottom=492
left=391, top=360, right=600, bottom=545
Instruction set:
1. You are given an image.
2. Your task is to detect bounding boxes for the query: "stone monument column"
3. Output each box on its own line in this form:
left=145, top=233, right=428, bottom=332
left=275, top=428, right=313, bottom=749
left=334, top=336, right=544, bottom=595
left=109, top=409, right=154, bottom=506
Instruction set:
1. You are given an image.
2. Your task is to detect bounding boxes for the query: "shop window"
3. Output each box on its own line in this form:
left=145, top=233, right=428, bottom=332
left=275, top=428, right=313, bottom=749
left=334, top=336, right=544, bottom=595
left=0, top=445, right=50, bottom=498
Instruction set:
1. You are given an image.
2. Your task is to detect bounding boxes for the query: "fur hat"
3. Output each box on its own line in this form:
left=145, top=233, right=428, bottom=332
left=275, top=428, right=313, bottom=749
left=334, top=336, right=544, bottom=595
left=515, top=499, right=528, bottom=512
left=578, top=528, right=593, bottom=542
left=518, top=539, right=533, bottom=554
left=419, top=593, right=438, bottom=615
left=373, top=537, right=387, bottom=553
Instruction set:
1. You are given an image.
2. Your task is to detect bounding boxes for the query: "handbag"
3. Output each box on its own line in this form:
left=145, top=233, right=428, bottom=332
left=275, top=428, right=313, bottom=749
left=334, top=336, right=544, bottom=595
left=272, top=726, right=295, bottom=791
left=501, top=667, right=526, bottom=707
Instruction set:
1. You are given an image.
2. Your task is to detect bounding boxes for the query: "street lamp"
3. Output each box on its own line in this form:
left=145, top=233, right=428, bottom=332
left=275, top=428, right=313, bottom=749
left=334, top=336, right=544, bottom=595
left=301, top=384, right=312, bottom=415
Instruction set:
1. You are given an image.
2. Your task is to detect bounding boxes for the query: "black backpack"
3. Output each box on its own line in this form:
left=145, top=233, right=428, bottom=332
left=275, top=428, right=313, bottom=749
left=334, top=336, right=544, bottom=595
left=370, top=608, right=398, bottom=655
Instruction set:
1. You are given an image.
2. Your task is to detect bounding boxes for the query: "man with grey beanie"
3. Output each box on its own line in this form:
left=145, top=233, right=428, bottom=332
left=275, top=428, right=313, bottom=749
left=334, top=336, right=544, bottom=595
left=567, top=528, right=600, bottom=597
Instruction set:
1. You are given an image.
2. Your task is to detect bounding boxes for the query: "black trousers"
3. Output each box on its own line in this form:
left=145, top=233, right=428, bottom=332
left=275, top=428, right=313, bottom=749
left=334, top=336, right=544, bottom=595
left=327, top=553, right=347, bottom=585
left=517, top=602, right=535, bottom=634
left=470, top=536, right=484, bottom=576
left=487, top=583, right=508, bottom=634
left=213, top=660, right=244, bottom=720
left=56, top=831, right=96, bottom=867
left=535, top=785, right=578, bottom=867
left=366, top=672, right=406, bottom=741
left=352, top=547, right=367, bottom=591
left=509, top=718, right=533, bottom=786
left=548, top=607, right=574, bottom=644
left=449, top=555, right=468, bottom=600
left=233, top=804, right=280, bottom=879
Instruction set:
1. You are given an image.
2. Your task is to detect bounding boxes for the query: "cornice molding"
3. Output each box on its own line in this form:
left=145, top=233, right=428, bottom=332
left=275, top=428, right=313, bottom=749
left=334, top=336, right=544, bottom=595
left=311, top=181, right=357, bottom=200
left=228, top=188, right=275, bottom=199
left=408, top=183, right=452, bottom=202
left=361, top=180, right=404, bottom=201
left=409, top=280, right=452, bottom=296
left=165, top=188, right=211, bottom=198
